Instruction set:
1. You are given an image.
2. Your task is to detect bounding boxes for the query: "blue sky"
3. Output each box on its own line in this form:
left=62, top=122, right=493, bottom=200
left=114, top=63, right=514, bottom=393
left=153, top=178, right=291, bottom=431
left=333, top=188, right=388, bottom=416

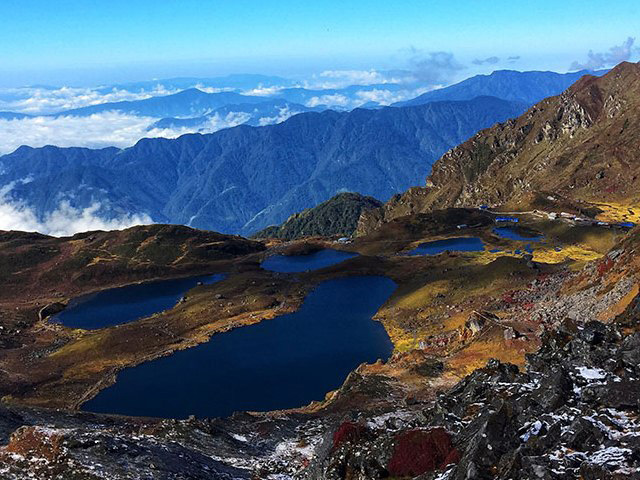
left=1, top=0, right=639, bottom=86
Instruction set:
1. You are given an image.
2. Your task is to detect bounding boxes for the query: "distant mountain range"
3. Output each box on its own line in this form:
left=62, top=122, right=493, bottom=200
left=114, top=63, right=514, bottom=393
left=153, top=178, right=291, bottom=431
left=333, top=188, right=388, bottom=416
left=0, top=69, right=608, bottom=129
left=0, top=112, right=31, bottom=120
left=58, top=88, right=274, bottom=118
left=96, top=74, right=299, bottom=94
left=149, top=99, right=317, bottom=131
left=47, top=84, right=413, bottom=118
left=0, top=96, right=526, bottom=235
left=393, top=69, right=608, bottom=107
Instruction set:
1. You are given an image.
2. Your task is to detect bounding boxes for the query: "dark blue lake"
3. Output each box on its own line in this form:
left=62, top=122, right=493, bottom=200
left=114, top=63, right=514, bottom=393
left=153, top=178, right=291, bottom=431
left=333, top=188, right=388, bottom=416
left=407, top=237, right=485, bottom=255
left=261, top=248, right=358, bottom=272
left=82, top=276, right=396, bottom=419
left=53, top=274, right=225, bottom=330
left=493, top=227, right=543, bottom=242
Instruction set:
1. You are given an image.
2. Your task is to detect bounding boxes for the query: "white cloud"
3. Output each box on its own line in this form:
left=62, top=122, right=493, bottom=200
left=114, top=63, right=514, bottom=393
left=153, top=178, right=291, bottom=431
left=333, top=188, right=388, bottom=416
left=355, top=87, right=430, bottom=106
left=0, top=196, right=152, bottom=237
left=306, top=94, right=351, bottom=108
left=305, top=87, right=431, bottom=109
left=570, top=37, right=638, bottom=70
left=258, top=106, right=300, bottom=126
left=193, top=84, right=236, bottom=94
left=319, top=70, right=391, bottom=87
left=0, top=111, right=251, bottom=154
left=0, top=85, right=180, bottom=115
left=242, top=85, right=288, bottom=96
left=304, top=69, right=416, bottom=90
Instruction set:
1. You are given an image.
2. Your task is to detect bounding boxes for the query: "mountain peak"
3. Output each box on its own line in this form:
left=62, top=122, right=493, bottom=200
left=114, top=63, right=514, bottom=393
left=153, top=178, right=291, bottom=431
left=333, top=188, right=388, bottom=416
left=609, top=60, right=640, bottom=74
left=173, top=87, right=210, bottom=97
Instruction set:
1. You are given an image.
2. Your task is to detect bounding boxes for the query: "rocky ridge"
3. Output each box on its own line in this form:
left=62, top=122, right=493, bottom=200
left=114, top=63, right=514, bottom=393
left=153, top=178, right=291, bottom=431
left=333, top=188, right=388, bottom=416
left=358, top=62, right=640, bottom=234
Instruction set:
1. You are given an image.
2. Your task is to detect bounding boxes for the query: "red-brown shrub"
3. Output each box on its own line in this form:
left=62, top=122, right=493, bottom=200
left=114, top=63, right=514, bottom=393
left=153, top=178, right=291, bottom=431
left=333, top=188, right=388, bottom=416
left=387, top=427, right=460, bottom=476
left=332, top=421, right=368, bottom=450
left=597, top=257, right=614, bottom=276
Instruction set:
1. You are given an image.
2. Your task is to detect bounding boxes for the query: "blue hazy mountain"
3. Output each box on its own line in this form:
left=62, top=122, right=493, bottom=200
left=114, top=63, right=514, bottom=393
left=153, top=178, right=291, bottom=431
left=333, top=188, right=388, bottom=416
left=394, top=69, right=609, bottom=107
left=53, top=84, right=411, bottom=119
left=0, top=112, right=32, bottom=120
left=96, top=74, right=298, bottom=94
left=55, top=88, right=278, bottom=118
left=149, top=99, right=317, bottom=131
left=0, top=96, right=525, bottom=235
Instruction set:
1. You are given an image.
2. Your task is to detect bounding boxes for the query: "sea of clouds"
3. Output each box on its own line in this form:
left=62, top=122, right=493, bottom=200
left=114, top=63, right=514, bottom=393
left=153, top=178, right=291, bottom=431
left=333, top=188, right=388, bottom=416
left=0, top=84, right=260, bottom=154
left=0, top=180, right=153, bottom=236
left=0, top=196, right=153, bottom=237
left=0, top=85, right=178, bottom=115
left=0, top=80, right=430, bottom=154
left=0, top=111, right=255, bottom=155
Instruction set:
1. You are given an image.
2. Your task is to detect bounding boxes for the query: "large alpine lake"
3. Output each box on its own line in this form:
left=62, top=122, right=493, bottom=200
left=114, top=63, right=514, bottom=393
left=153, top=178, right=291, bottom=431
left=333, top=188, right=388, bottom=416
left=82, top=275, right=396, bottom=418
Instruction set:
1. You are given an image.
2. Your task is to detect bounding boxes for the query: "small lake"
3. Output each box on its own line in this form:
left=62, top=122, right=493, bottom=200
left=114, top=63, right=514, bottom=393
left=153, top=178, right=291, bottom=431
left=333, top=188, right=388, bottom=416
left=82, top=276, right=396, bottom=419
left=407, top=237, right=485, bottom=255
left=53, top=274, right=225, bottom=330
left=493, top=226, right=543, bottom=242
left=261, top=248, right=358, bottom=272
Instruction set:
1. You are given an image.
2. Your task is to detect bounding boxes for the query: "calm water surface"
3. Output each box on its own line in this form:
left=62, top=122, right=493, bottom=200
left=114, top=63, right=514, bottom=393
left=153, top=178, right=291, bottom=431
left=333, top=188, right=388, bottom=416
left=261, top=248, right=358, bottom=272
left=53, top=274, right=225, bottom=329
left=83, top=276, right=396, bottom=418
left=407, top=237, right=485, bottom=255
left=493, top=227, right=543, bottom=242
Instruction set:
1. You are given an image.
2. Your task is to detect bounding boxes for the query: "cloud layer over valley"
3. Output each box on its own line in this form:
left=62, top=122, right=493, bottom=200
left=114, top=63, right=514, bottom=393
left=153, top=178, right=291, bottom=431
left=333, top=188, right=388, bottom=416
left=0, top=197, right=153, bottom=237
left=0, top=111, right=254, bottom=155
left=0, top=85, right=180, bottom=115
left=0, top=79, right=432, bottom=154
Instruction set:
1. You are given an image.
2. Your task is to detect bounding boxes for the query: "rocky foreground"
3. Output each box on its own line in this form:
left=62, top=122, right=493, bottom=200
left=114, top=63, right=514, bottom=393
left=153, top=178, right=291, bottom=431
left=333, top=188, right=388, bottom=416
left=311, top=314, right=640, bottom=479
left=0, top=303, right=637, bottom=479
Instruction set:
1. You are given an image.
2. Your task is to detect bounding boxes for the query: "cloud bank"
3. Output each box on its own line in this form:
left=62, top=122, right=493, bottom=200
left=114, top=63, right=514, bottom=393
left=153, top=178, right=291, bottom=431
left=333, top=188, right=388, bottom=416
left=0, top=85, right=179, bottom=115
left=258, top=105, right=301, bottom=126
left=305, top=86, right=429, bottom=109
left=472, top=56, right=500, bottom=66
left=570, top=37, right=638, bottom=70
left=305, top=69, right=415, bottom=89
left=0, top=196, right=152, bottom=237
left=0, top=111, right=252, bottom=154
left=406, top=49, right=465, bottom=85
